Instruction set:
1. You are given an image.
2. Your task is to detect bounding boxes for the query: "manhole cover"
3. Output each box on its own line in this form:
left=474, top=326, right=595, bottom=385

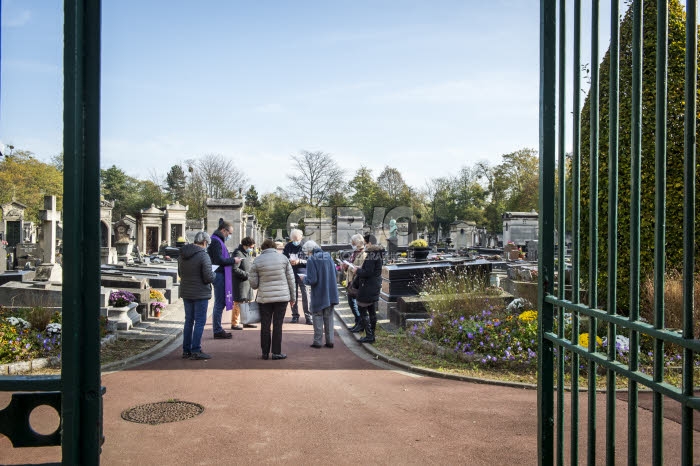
left=121, top=400, right=204, bottom=425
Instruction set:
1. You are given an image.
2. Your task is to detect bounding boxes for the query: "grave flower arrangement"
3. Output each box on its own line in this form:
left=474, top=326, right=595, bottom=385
left=109, top=290, right=137, bottom=307
left=151, top=301, right=166, bottom=317
left=149, top=289, right=165, bottom=302
left=409, top=238, right=428, bottom=248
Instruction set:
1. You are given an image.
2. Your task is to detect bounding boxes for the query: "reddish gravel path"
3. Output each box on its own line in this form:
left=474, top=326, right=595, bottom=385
left=2, top=304, right=696, bottom=465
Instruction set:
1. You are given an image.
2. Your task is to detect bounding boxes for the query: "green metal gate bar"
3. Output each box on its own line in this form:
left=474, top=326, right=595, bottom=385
left=0, top=1, right=103, bottom=464
left=539, top=1, right=698, bottom=465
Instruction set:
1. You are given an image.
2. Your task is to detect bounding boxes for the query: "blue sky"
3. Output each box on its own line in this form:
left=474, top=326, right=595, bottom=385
left=2, top=1, right=544, bottom=194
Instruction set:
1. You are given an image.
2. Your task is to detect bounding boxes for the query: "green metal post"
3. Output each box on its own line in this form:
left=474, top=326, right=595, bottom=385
left=605, top=1, right=620, bottom=464
left=62, top=0, right=103, bottom=464
left=682, top=1, right=697, bottom=464
left=628, top=2, right=643, bottom=463
left=570, top=2, right=581, bottom=463
left=653, top=2, right=668, bottom=465
left=588, top=2, right=599, bottom=464
left=556, top=1, right=566, bottom=464
left=538, top=0, right=556, bottom=464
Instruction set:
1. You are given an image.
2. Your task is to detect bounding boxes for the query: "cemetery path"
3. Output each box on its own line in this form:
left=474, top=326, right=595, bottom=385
left=3, top=299, right=696, bottom=465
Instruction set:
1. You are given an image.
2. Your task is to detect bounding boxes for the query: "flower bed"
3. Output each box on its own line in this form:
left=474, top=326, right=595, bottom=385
left=0, top=306, right=62, bottom=364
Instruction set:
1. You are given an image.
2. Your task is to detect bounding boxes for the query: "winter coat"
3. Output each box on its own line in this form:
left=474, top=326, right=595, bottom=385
left=282, top=241, right=307, bottom=275
left=249, top=248, right=296, bottom=304
left=178, top=243, right=216, bottom=300
left=346, top=248, right=367, bottom=287
left=232, top=245, right=254, bottom=302
left=303, top=248, right=340, bottom=312
left=355, top=244, right=385, bottom=304
left=208, top=230, right=238, bottom=271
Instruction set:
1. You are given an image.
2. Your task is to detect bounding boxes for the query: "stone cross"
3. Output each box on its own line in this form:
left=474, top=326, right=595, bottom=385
left=40, top=195, right=60, bottom=264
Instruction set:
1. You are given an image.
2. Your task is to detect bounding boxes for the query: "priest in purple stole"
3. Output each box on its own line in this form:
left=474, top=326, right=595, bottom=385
left=208, top=221, right=242, bottom=339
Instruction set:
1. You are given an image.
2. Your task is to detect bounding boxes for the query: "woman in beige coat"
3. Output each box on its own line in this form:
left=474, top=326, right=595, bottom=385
left=249, top=238, right=296, bottom=360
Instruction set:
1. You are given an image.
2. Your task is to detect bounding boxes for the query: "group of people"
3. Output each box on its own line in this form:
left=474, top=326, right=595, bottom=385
left=178, top=223, right=384, bottom=361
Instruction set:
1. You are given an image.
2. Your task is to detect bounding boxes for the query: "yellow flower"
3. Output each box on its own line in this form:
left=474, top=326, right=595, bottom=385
left=518, top=310, right=538, bottom=323
left=150, top=289, right=165, bottom=301
left=578, top=333, right=603, bottom=348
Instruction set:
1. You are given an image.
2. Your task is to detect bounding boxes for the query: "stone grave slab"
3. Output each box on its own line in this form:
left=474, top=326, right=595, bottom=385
left=0, top=270, right=36, bottom=286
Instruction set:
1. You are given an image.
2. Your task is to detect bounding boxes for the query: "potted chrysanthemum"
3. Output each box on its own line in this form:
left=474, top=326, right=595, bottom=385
left=408, top=238, right=430, bottom=261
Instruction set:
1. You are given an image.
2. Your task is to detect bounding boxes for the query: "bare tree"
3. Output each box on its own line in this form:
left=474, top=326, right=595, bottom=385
left=194, top=153, right=247, bottom=198
left=286, top=150, right=345, bottom=207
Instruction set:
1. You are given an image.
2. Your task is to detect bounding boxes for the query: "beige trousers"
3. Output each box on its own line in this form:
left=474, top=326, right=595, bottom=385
left=231, top=302, right=241, bottom=327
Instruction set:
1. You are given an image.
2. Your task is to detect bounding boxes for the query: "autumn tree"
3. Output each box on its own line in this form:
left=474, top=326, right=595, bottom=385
left=0, top=149, right=63, bottom=222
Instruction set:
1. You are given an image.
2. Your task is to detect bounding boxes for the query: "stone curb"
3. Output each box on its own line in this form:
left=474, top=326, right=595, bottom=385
left=101, top=332, right=181, bottom=371
left=0, top=333, right=120, bottom=375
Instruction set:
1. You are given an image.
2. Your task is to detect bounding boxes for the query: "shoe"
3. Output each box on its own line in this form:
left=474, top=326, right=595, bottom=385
left=291, top=316, right=299, bottom=323
left=350, top=325, right=363, bottom=333
left=304, top=320, right=313, bottom=325
left=310, top=343, right=322, bottom=348
left=182, top=351, right=191, bottom=359
left=325, top=343, right=334, bottom=348
left=262, top=353, right=269, bottom=360
left=243, top=324, right=257, bottom=328
left=271, top=353, right=287, bottom=360
left=190, top=351, right=212, bottom=360
left=231, top=325, right=243, bottom=330
left=214, top=331, right=232, bottom=339
left=359, top=336, right=375, bottom=343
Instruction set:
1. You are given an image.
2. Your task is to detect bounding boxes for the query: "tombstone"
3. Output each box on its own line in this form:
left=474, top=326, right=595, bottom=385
left=34, top=263, right=63, bottom=283
left=275, top=229, right=284, bottom=241
left=303, top=217, right=333, bottom=244
left=502, top=211, right=539, bottom=247
left=138, top=204, right=165, bottom=254
left=15, top=243, right=43, bottom=269
left=99, top=198, right=118, bottom=264
left=396, top=222, right=409, bottom=247
left=526, top=240, right=539, bottom=261
left=450, top=218, right=477, bottom=250
left=0, top=281, right=62, bottom=307
left=164, top=201, right=188, bottom=246
left=336, top=214, right=364, bottom=244
left=206, top=198, right=245, bottom=248
left=39, top=195, right=60, bottom=264
left=1, top=200, right=28, bottom=248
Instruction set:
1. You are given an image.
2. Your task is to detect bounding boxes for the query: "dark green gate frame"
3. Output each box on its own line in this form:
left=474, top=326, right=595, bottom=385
left=539, top=0, right=697, bottom=465
left=0, top=1, right=103, bottom=464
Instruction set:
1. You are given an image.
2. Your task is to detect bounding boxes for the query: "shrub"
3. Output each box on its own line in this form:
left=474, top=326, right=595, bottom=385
left=27, top=307, right=54, bottom=332
left=415, top=267, right=499, bottom=321
left=641, top=271, right=700, bottom=336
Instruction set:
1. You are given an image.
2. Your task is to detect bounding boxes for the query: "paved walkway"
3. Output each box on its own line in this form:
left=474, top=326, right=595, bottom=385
left=2, top=293, right=696, bottom=465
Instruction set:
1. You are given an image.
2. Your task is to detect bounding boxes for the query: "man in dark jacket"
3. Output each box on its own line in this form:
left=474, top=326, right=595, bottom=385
left=231, top=236, right=256, bottom=330
left=179, top=231, right=217, bottom=360
left=282, top=228, right=312, bottom=325
left=301, top=241, right=339, bottom=348
left=208, top=221, right=242, bottom=339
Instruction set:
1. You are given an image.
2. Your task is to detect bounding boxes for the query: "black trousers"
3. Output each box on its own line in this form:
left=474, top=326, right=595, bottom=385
left=260, top=301, right=287, bottom=356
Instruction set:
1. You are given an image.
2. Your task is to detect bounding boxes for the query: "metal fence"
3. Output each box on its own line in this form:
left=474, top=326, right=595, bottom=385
left=538, top=0, right=697, bottom=464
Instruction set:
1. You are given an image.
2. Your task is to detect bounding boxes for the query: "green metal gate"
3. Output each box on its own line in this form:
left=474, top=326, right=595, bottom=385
left=539, top=0, right=698, bottom=464
left=0, top=1, right=103, bottom=464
